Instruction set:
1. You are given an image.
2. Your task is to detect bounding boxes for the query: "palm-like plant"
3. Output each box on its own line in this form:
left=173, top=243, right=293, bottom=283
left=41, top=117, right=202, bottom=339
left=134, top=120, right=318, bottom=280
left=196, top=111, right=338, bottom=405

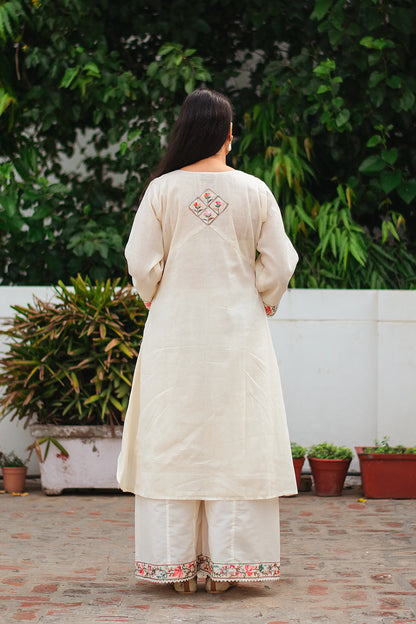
left=0, top=275, right=147, bottom=427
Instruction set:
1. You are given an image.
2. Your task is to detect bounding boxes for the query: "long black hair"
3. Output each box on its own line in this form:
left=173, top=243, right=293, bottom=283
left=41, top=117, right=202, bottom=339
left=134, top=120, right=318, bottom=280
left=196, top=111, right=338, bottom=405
left=150, top=88, right=233, bottom=181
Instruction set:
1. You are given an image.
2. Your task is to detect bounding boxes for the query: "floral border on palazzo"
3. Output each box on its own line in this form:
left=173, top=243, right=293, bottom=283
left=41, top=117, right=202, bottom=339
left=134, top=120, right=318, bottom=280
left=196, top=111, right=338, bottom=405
left=135, top=557, right=280, bottom=583
left=198, top=555, right=280, bottom=581
left=135, top=559, right=198, bottom=583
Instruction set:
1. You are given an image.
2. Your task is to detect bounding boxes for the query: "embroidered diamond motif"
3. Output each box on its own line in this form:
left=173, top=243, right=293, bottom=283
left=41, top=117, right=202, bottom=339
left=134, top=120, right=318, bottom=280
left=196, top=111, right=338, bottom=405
left=189, top=188, right=228, bottom=225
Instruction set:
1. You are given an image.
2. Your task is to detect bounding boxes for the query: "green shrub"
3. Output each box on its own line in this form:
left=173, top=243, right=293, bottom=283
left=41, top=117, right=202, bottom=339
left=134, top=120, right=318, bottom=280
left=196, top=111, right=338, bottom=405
left=291, top=442, right=307, bottom=459
left=0, top=275, right=147, bottom=427
left=308, top=442, right=353, bottom=460
left=0, top=1, right=415, bottom=287
left=0, top=452, right=26, bottom=468
left=363, top=436, right=416, bottom=454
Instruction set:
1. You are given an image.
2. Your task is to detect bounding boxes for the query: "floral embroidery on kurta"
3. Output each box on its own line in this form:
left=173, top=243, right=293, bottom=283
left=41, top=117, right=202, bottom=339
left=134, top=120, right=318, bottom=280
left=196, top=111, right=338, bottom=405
left=188, top=188, right=228, bottom=225
left=135, top=556, right=280, bottom=582
left=264, top=304, right=278, bottom=316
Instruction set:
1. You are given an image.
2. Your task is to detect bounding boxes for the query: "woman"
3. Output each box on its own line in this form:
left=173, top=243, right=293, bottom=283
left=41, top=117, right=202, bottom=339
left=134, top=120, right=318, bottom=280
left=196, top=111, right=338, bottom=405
left=117, top=88, right=298, bottom=594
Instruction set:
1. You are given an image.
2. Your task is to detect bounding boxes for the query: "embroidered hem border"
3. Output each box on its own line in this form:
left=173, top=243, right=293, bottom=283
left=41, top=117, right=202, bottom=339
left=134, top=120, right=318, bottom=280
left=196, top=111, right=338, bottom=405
left=135, top=555, right=280, bottom=583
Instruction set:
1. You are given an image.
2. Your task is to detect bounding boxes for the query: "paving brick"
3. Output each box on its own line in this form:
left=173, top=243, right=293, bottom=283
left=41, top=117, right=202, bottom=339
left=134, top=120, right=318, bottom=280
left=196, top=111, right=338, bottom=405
left=0, top=484, right=415, bottom=623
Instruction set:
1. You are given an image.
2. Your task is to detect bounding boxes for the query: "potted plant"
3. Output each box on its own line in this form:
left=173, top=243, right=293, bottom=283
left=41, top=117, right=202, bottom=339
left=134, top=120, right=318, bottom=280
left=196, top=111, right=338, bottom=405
left=308, top=442, right=353, bottom=497
left=356, top=437, right=416, bottom=499
left=291, top=442, right=307, bottom=490
left=0, top=275, right=147, bottom=494
left=0, top=452, right=27, bottom=493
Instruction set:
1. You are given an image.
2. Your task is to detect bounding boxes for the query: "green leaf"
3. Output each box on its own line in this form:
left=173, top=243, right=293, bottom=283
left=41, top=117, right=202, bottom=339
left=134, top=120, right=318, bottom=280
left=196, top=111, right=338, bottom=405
left=0, top=90, right=13, bottom=116
left=381, top=148, right=398, bottom=165
left=380, top=170, right=402, bottom=194
left=358, top=155, right=386, bottom=174
left=311, top=0, right=333, bottom=20
left=127, top=129, right=141, bottom=141
left=109, top=395, right=123, bottom=411
left=400, top=91, right=415, bottom=111
left=382, top=220, right=400, bottom=243
left=48, top=183, right=69, bottom=194
left=397, top=180, right=416, bottom=204
left=146, top=61, right=159, bottom=78
left=386, top=75, right=402, bottom=89
left=366, top=135, right=383, bottom=148
left=360, top=36, right=375, bottom=48
left=335, top=109, right=350, bottom=128
left=360, top=36, right=394, bottom=50
left=119, top=141, right=128, bottom=155
left=70, top=371, right=80, bottom=394
left=84, top=62, right=100, bottom=77
left=295, top=204, right=315, bottom=230
left=84, top=394, right=101, bottom=405
left=368, top=51, right=382, bottom=66
left=369, top=86, right=385, bottom=107
left=50, top=438, right=69, bottom=456
left=321, top=110, right=332, bottom=124
left=184, top=78, right=194, bottom=94
left=369, top=71, right=385, bottom=88
left=60, top=66, right=80, bottom=88
left=316, top=85, right=331, bottom=94
left=160, top=72, right=170, bottom=88
left=159, top=43, right=176, bottom=56
left=313, top=59, right=336, bottom=78
left=336, top=185, right=346, bottom=204
left=119, top=343, right=134, bottom=358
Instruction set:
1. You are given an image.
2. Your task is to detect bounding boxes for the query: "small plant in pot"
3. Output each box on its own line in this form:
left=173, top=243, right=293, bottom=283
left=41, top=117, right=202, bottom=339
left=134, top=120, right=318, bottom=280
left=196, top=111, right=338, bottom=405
left=308, top=442, right=353, bottom=497
left=356, top=437, right=416, bottom=499
left=0, top=275, right=147, bottom=494
left=291, top=442, right=307, bottom=490
left=0, top=452, right=27, bottom=493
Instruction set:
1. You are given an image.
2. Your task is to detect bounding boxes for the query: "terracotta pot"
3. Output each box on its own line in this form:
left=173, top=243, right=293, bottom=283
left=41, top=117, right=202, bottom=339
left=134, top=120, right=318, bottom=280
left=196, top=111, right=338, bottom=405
left=2, top=467, right=27, bottom=493
left=308, top=457, right=351, bottom=497
left=292, top=457, right=305, bottom=490
left=355, top=447, right=416, bottom=499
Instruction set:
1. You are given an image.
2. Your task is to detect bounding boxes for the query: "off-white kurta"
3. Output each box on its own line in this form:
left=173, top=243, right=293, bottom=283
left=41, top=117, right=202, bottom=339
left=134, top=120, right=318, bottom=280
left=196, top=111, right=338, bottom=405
left=117, top=169, right=299, bottom=500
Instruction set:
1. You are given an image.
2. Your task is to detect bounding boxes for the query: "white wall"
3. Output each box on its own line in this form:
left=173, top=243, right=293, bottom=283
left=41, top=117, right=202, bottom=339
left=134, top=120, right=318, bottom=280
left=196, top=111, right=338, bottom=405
left=1, top=288, right=415, bottom=475
left=272, top=289, right=416, bottom=472
left=0, top=288, right=56, bottom=474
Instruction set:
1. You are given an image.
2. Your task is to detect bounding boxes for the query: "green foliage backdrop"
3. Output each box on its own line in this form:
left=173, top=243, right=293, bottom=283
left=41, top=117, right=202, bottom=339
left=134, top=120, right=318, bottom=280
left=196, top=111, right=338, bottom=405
left=0, top=0, right=415, bottom=288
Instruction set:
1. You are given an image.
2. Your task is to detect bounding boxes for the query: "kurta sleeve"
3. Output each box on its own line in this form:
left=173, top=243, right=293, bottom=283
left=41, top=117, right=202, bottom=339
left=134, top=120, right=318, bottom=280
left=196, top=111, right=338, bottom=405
left=125, top=182, right=164, bottom=306
left=255, top=188, right=298, bottom=316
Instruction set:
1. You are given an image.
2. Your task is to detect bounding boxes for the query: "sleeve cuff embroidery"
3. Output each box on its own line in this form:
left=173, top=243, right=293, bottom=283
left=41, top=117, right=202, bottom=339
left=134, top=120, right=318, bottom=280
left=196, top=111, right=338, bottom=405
left=264, top=304, right=278, bottom=317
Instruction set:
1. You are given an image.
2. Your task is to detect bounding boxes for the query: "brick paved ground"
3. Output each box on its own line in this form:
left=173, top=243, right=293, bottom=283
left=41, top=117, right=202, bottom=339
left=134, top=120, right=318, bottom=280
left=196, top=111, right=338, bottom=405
left=0, top=481, right=415, bottom=624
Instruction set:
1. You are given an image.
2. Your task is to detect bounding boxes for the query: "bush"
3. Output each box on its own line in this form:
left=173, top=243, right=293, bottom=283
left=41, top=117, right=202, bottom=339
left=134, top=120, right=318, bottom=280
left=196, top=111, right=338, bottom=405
left=0, top=1, right=415, bottom=287
left=0, top=452, right=26, bottom=468
left=308, top=442, right=353, bottom=460
left=0, top=275, right=147, bottom=427
left=291, top=442, right=307, bottom=459
left=363, top=436, right=416, bottom=454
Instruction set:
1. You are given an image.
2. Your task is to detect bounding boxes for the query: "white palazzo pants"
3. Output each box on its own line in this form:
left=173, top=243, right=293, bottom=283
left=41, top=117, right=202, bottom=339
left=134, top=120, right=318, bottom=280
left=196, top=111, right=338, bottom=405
left=135, top=496, right=280, bottom=583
